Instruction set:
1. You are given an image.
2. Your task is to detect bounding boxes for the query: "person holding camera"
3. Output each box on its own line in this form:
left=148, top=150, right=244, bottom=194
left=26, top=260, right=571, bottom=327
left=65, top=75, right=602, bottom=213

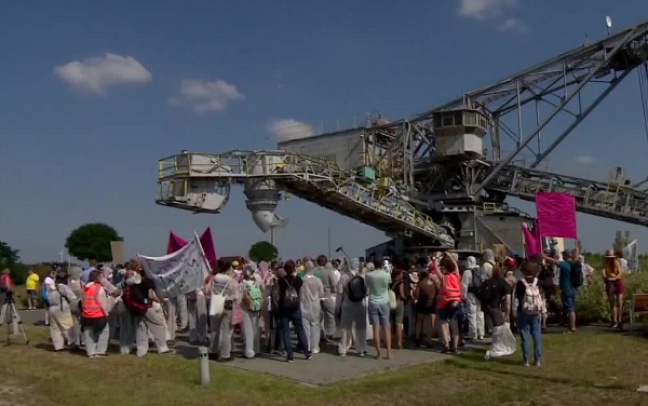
left=437, top=254, right=463, bottom=353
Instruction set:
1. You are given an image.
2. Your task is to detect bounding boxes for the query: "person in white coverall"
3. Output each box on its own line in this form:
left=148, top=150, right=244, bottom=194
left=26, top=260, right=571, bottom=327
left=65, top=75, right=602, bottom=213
left=47, top=272, right=77, bottom=351
left=186, top=288, right=208, bottom=344
left=336, top=258, right=368, bottom=356
left=462, top=256, right=485, bottom=340
left=300, top=261, right=324, bottom=354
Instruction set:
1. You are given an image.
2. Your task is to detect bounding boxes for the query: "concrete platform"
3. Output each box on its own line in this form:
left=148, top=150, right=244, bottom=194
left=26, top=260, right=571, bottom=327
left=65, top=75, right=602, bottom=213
left=214, top=344, right=450, bottom=385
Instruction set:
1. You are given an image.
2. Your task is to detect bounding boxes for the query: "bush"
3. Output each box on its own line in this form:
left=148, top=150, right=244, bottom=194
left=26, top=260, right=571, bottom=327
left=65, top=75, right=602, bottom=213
left=575, top=271, right=648, bottom=324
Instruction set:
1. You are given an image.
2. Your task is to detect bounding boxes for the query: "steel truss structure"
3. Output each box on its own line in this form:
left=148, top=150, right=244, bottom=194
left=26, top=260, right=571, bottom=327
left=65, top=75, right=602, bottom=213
left=156, top=18, right=648, bottom=253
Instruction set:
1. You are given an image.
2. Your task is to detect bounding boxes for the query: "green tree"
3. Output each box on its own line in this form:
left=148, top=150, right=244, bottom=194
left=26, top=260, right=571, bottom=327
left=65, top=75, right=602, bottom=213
left=248, top=241, right=279, bottom=262
left=0, top=240, right=20, bottom=267
left=65, top=223, right=123, bottom=262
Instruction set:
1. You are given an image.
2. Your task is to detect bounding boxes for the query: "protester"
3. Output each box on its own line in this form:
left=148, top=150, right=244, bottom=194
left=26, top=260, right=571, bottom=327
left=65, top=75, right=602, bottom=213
left=390, top=268, right=407, bottom=349
left=81, top=270, right=110, bottom=358
left=276, top=260, right=312, bottom=362
left=603, top=248, right=625, bottom=328
left=413, top=270, right=437, bottom=348
left=241, top=264, right=264, bottom=358
left=366, top=257, right=393, bottom=359
left=462, top=256, right=486, bottom=341
left=515, top=256, right=544, bottom=367
left=25, top=268, right=39, bottom=310
left=47, top=271, right=77, bottom=351
left=206, top=259, right=239, bottom=361
left=300, top=260, right=324, bottom=354
left=337, top=257, right=368, bottom=357
left=544, top=250, right=578, bottom=333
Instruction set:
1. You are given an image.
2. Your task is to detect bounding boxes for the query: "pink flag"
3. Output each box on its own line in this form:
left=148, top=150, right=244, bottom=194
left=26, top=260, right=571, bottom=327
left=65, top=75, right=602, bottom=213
left=166, top=232, right=188, bottom=254
left=536, top=192, right=578, bottom=239
left=522, top=222, right=541, bottom=257
left=199, top=227, right=218, bottom=266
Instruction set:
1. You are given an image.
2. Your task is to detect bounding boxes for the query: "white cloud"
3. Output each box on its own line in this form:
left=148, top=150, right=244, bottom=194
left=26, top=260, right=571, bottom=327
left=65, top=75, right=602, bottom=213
left=575, top=155, right=595, bottom=164
left=458, top=0, right=518, bottom=20
left=498, top=18, right=529, bottom=33
left=168, top=79, right=244, bottom=114
left=267, top=119, right=314, bottom=143
left=54, top=53, right=152, bottom=94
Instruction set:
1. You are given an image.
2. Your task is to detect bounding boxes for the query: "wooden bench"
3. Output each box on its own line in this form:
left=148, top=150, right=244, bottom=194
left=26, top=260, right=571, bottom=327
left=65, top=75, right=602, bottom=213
left=627, top=293, right=648, bottom=332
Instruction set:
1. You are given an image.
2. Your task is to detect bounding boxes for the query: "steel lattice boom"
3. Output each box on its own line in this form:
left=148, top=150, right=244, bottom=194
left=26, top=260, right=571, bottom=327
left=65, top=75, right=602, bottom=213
left=156, top=18, right=648, bottom=255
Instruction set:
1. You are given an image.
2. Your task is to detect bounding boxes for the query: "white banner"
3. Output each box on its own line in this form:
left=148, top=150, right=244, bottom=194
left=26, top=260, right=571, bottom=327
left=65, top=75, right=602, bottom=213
left=137, top=233, right=210, bottom=298
left=623, top=239, right=639, bottom=272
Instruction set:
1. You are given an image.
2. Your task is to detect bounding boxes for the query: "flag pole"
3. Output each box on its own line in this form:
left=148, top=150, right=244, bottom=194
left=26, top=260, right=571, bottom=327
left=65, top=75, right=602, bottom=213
left=195, top=231, right=212, bottom=277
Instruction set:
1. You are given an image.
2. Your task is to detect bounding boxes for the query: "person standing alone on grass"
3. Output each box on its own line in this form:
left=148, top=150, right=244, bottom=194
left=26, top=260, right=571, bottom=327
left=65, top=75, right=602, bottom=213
left=25, top=268, right=39, bottom=310
left=365, top=257, right=393, bottom=359
left=515, top=256, right=544, bottom=367
left=603, top=249, right=625, bottom=329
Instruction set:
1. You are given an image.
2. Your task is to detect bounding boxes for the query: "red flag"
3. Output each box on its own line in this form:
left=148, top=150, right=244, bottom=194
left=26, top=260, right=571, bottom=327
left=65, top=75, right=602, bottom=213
left=522, top=222, right=541, bottom=257
left=199, top=227, right=218, bottom=265
left=166, top=232, right=188, bottom=254
left=536, top=192, right=578, bottom=239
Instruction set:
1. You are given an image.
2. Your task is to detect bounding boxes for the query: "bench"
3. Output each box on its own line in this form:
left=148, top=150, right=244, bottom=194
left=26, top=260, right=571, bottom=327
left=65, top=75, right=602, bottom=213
left=627, top=293, right=648, bottom=332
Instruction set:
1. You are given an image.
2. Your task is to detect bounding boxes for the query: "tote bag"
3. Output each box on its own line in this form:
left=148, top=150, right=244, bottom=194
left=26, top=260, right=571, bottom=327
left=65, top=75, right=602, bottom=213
left=208, top=279, right=231, bottom=316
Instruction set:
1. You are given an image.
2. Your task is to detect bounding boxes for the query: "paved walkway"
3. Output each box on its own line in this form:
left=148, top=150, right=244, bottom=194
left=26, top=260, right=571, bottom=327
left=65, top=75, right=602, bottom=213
left=214, top=345, right=450, bottom=385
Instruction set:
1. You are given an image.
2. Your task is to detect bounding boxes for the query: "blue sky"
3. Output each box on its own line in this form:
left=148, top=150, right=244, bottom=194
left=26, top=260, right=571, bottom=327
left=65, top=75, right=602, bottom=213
left=2, top=0, right=648, bottom=263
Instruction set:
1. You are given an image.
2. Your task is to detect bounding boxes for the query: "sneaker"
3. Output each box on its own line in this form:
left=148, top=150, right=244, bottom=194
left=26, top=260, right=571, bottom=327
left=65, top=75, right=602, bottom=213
left=306, top=354, right=313, bottom=360
left=534, top=360, right=541, bottom=367
left=359, top=351, right=367, bottom=357
left=524, top=361, right=530, bottom=367
left=286, top=358, right=293, bottom=363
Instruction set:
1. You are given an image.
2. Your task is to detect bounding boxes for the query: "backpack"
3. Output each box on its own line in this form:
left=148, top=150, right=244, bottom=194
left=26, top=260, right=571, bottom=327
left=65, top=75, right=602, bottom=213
left=468, top=268, right=489, bottom=294
left=478, top=279, right=498, bottom=308
left=42, top=285, right=50, bottom=304
left=244, top=282, right=263, bottom=311
left=347, top=275, right=367, bottom=303
left=570, top=261, right=584, bottom=289
left=521, top=278, right=544, bottom=315
left=270, top=283, right=281, bottom=312
left=122, top=284, right=150, bottom=315
left=282, top=279, right=300, bottom=310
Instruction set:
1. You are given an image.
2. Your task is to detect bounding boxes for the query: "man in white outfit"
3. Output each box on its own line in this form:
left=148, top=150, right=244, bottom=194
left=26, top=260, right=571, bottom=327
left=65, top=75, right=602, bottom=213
left=462, top=256, right=486, bottom=341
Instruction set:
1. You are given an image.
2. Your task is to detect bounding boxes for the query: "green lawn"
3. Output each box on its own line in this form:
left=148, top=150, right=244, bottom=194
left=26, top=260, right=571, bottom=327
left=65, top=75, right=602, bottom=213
left=1, top=326, right=647, bottom=406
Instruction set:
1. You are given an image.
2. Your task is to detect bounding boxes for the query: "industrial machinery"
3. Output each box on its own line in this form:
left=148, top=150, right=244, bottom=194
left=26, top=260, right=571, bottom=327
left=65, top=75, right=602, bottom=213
left=156, top=18, right=648, bottom=256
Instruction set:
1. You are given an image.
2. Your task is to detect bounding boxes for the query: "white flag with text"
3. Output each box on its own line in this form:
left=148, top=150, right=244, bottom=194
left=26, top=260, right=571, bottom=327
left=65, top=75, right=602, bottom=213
left=137, top=233, right=210, bottom=298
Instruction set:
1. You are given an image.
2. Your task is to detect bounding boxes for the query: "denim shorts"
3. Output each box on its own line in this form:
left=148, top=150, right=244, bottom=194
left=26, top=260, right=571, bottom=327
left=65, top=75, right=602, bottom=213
left=562, top=292, right=576, bottom=313
left=368, top=302, right=391, bottom=327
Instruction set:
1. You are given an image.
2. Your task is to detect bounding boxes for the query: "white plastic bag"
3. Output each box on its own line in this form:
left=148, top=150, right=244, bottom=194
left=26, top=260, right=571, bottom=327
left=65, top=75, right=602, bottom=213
left=485, top=322, right=516, bottom=360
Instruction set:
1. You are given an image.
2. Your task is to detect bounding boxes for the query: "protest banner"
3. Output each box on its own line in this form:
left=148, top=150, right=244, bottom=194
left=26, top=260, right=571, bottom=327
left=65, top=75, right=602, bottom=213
left=536, top=192, right=578, bottom=239
left=138, top=233, right=211, bottom=298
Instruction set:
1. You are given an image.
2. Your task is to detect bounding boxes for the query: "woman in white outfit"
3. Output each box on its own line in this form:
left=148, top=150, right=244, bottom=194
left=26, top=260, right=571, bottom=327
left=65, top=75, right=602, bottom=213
left=206, top=259, right=240, bottom=361
left=241, top=265, right=264, bottom=358
left=337, top=258, right=368, bottom=357
left=461, top=256, right=486, bottom=340
left=300, top=261, right=324, bottom=354
left=47, top=271, right=78, bottom=351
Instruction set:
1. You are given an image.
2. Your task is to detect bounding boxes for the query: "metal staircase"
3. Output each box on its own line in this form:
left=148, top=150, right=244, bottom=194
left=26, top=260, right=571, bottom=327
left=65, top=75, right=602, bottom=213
left=157, top=150, right=454, bottom=247
left=487, top=164, right=648, bottom=226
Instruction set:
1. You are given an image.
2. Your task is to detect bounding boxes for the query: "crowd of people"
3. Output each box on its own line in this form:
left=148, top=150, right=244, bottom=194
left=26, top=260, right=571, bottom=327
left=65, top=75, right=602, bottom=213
left=0, top=244, right=631, bottom=367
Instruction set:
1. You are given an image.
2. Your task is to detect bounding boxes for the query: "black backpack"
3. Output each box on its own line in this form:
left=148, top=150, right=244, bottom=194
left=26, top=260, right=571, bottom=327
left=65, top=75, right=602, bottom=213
left=347, top=275, right=367, bottom=302
left=478, top=279, right=498, bottom=308
left=570, top=261, right=584, bottom=289
left=282, top=279, right=300, bottom=310
left=469, top=268, right=489, bottom=294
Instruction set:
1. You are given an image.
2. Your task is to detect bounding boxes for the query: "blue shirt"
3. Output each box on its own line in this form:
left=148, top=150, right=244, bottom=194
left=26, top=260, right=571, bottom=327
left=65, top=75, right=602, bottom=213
left=558, top=261, right=573, bottom=295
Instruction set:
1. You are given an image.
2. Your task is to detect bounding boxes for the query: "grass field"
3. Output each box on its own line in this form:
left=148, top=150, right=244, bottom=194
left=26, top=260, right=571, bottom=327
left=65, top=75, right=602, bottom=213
left=1, top=325, right=647, bottom=406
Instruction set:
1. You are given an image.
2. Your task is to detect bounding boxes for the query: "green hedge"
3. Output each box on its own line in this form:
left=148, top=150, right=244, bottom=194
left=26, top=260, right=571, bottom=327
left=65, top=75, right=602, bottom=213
left=576, top=271, right=648, bottom=324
